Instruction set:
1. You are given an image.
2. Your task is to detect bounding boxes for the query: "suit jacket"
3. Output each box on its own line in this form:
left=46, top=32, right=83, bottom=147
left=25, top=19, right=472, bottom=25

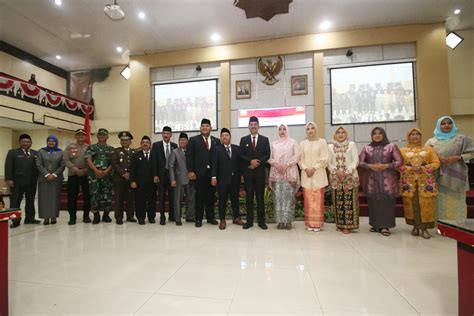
left=111, top=147, right=135, bottom=183
left=239, top=134, right=271, bottom=175
left=4, top=148, right=38, bottom=186
left=35, top=149, right=65, bottom=183
left=151, top=140, right=177, bottom=177
left=211, top=144, right=241, bottom=185
left=169, top=147, right=189, bottom=185
left=186, top=135, right=220, bottom=177
left=130, top=150, right=154, bottom=186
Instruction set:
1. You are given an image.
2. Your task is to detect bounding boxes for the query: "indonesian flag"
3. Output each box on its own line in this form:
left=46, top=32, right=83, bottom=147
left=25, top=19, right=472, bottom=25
left=84, top=105, right=91, bottom=145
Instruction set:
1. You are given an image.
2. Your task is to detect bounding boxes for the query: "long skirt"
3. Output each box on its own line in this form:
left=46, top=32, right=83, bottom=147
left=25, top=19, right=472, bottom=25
left=332, top=187, right=359, bottom=230
left=303, top=187, right=324, bottom=228
left=273, top=181, right=295, bottom=224
left=367, top=196, right=396, bottom=229
left=437, top=186, right=467, bottom=221
left=403, top=190, right=436, bottom=229
left=38, top=180, right=61, bottom=219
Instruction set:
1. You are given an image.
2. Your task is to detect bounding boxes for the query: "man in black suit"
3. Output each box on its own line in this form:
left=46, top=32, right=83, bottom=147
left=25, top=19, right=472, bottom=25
left=130, top=136, right=156, bottom=225
left=239, top=116, right=270, bottom=230
left=4, top=134, right=40, bottom=228
left=152, top=126, right=178, bottom=225
left=186, top=118, right=219, bottom=227
left=211, top=128, right=244, bottom=230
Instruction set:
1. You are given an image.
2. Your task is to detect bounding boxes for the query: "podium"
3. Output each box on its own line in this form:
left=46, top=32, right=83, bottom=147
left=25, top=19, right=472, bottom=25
left=0, top=209, right=21, bottom=316
left=438, top=219, right=474, bottom=316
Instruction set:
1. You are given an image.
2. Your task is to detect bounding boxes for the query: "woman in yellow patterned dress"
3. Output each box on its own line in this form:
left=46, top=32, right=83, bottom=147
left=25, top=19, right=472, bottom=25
left=399, top=128, right=440, bottom=239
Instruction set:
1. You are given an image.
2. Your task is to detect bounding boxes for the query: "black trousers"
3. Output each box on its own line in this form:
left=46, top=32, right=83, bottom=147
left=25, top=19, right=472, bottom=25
left=135, top=182, right=156, bottom=221
left=194, top=172, right=215, bottom=222
left=217, top=179, right=241, bottom=220
left=158, top=171, right=174, bottom=219
left=244, top=171, right=266, bottom=225
left=113, top=181, right=134, bottom=220
left=67, top=175, right=90, bottom=218
left=10, top=183, right=37, bottom=223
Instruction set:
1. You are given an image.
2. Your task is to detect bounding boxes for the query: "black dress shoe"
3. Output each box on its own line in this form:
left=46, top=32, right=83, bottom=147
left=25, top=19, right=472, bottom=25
left=43, top=219, right=50, bottom=225
left=149, top=218, right=156, bottom=224
left=176, top=221, right=182, bottom=226
left=51, top=219, right=57, bottom=225
left=138, top=219, right=145, bottom=225
left=25, top=219, right=41, bottom=224
left=258, top=223, right=268, bottom=230
left=243, top=223, right=253, bottom=229
left=116, top=219, right=123, bottom=225
left=102, top=212, right=112, bottom=223
left=195, top=221, right=202, bottom=227
left=207, top=219, right=218, bottom=225
left=127, top=218, right=137, bottom=223
left=10, top=220, right=20, bottom=228
left=92, top=213, right=100, bottom=224
left=159, top=216, right=166, bottom=225
left=68, top=218, right=76, bottom=225
left=83, top=215, right=91, bottom=223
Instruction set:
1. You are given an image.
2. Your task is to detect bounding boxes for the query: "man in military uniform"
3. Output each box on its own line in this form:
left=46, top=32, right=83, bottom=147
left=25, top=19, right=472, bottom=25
left=85, top=128, right=114, bottom=224
left=111, top=131, right=136, bottom=225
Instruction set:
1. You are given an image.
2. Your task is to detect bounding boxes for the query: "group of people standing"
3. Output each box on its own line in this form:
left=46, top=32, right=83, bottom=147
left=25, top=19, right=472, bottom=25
left=3, top=115, right=473, bottom=237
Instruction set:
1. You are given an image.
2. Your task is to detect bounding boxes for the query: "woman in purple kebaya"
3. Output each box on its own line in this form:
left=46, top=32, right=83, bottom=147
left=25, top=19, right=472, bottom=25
left=359, top=127, right=402, bottom=236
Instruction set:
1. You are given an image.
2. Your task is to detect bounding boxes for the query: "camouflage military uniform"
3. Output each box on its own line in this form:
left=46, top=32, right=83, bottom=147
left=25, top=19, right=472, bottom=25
left=85, top=143, right=114, bottom=212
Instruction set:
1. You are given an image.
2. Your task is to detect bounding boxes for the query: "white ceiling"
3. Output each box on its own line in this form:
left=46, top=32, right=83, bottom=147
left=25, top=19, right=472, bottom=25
left=1, top=0, right=473, bottom=71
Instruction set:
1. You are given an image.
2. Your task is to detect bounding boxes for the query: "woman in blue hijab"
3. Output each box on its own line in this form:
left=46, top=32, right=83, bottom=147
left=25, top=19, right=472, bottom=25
left=36, top=135, right=65, bottom=224
left=426, top=116, right=474, bottom=221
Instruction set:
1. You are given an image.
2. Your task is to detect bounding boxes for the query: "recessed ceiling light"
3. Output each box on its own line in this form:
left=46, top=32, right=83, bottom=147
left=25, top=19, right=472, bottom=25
left=116, top=46, right=123, bottom=53
left=55, top=55, right=61, bottom=60
left=446, top=32, right=463, bottom=49
left=454, top=9, right=461, bottom=15
left=138, top=12, right=146, bottom=19
left=210, top=33, right=221, bottom=41
left=320, top=20, right=332, bottom=30
left=54, top=0, right=62, bottom=6
left=120, top=66, right=130, bottom=80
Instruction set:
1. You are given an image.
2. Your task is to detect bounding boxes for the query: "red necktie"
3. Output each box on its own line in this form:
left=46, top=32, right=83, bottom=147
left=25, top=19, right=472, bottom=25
left=204, top=137, right=209, bottom=151
left=252, top=136, right=256, bottom=150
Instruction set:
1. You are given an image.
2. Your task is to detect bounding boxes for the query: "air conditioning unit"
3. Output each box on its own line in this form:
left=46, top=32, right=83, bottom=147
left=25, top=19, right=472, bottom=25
left=104, top=4, right=125, bottom=20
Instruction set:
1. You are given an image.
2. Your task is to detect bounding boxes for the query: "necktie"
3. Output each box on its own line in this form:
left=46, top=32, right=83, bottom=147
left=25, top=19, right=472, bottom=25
left=165, top=144, right=170, bottom=160
left=204, top=137, right=209, bottom=151
left=145, top=152, right=149, bottom=161
left=252, top=136, right=256, bottom=150
left=25, top=150, right=30, bottom=157
left=226, top=146, right=231, bottom=158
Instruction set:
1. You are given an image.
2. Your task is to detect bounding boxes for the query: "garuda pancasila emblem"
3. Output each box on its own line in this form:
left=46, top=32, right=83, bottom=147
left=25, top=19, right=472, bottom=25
left=257, top=56, right=283, bottom=85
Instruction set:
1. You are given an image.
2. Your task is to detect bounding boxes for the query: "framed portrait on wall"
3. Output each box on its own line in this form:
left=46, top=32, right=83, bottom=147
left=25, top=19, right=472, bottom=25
left=291, top=75, right=308, bottom=96
left=236, top=80, right=251, bottom=99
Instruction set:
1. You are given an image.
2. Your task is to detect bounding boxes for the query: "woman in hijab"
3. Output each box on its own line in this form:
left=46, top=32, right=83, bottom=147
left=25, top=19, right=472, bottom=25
left=399, top=128, right=440, bottom=239
left=298, top=122, right=328, bottom=232
left=268, top=124, right=300, bottom=229
left=426, top=116, right=474, bottom=221
left=36, top=135, right=65, bottom=224
left=328, top=126, right=360, bottom=234
left=359, top=127, right=402, bottom=236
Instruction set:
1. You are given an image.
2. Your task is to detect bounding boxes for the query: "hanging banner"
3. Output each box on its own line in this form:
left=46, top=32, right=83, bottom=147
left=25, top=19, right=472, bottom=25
left=238, top=106, right=306, bottom=127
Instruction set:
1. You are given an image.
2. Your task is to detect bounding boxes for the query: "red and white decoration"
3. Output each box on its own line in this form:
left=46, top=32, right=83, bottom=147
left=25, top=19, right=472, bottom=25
left=0, top=73, right=94, bottom=115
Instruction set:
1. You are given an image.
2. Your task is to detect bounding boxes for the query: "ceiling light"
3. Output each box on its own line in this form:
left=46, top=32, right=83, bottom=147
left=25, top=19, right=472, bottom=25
left=320, top=20, right=332, bottom=30
left=446, top=32, right=463, bottom=49
left=454, top=9, right=461, bottom=15
left=54, top=0, right=62, bottom=6
left=120, top=66, right=130, bottom=80
left=210, top=33, right=221, bottom=41
left=116, top=46, right=123, bottom=53
left=138, top=12, right=146, bottom=19
left=55, top=55, right=61, bottom=60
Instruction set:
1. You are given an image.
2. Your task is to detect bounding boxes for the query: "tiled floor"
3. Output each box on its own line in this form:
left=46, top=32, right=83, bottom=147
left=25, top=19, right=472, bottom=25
left=7, top=215, right=458, bottom=315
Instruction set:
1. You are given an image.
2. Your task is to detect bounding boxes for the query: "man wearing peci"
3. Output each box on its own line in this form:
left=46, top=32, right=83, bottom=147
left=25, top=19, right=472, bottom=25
left=239, top=116, right=270, bottom=230
left=4, top=134, right=40, bottom=228
left=130, top=136, right=156, bottom=225
left=211, top=128, right=245, bottom=230
left=186, top=118, right=219, bottom=227
left=152, top=126, right=178, bottom=225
